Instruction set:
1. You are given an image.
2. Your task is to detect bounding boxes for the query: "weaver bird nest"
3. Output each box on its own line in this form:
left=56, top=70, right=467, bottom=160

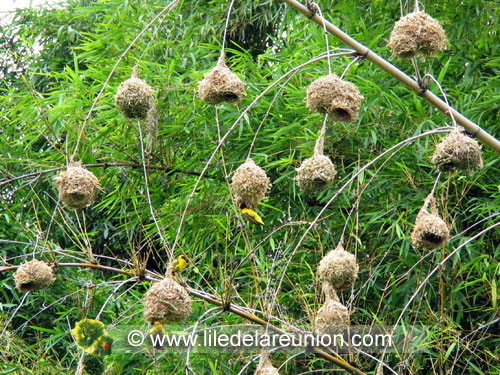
left=306, top=74, right=363, bottom=122
left=431, top=128, right=483, bottom=172
left=296, top=154, right=337, bottom=193
left=317, top=242, right=358, bottom=291
left=198, top=54, right=246, bottom=105
left=143, top=274, right=192, bottom=324
left=115, top=69, right=154, bottom=120
left=411, top=195, right=449, bottom=250
left=14, top=259, right=55, bottom=292
left=254, top=351, right=280, bottom=375
left=54, top=162, right=100, bottom=210
left=314, top=284, right=350, bottom=335
left=231, top=158, right=270, bottom=210
left=388, top=11, right=446, bottom=58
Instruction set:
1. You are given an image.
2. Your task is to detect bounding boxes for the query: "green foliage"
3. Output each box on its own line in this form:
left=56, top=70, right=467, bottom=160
left=0, top=0, right=499, bottom=374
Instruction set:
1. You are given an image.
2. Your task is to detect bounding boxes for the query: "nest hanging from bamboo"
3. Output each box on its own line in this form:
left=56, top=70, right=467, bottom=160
left=14, top=259, right=56, bottom=292
left=431, top=128, right=483, bottom=172
left=254, top=350, right=280, bottom=375
left=198, top=53, right=246, bottom=105
left=388, top=11, right=446, bottom=58
left=143, top=272, right=192, bottom=324
left=115, top=68, right=155, bottom=120
left=54, top=161, right=100, bottom=210
left=231, top=158, right=270, bottom=210
left=411, top=194, right=449, bottom=250
left=314, top=283, right=350, bottom=335
left=306, top=74, right=362, bottom=123
left=296, top=124, right=337, bottom=193
left=317, top=241, right=358, bottom=291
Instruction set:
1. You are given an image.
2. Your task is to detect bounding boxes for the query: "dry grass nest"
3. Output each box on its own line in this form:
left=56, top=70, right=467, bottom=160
left=431, top=128, right=483, bottom=172
left=54, top=161, right=100, bottom=210
left=388, top=11, right=446, bottom=58
left=411, top=196, right=449, bottom=250
left=306, top=74, right=363, bottom=122
left=231, top=158, right=270, bottom=210
left=198, top=55, right=246, bottom=105
left=14, top=259, right=55, bottom=292
left=143, top=275, right=192, bottom=324
left=115, top=76, right=154, bottom=119
left=255, top=352, right=280, bottom=375
left=317, top=243, right=358, bottom=291
left=296, top=154, right=337, bottom=193
left=314, top=285, right=350, bottom=335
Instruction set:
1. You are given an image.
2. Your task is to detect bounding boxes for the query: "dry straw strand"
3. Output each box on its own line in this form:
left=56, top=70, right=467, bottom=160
left=388, top=11, right=446, bottom=58
left=53, top=161, right=101, bottom=210
left=198, top=53, right=246, bottom=105
left=317, top=240, right=358, bottom=291
left=143, top=274, right=192, bottom=324
left=115, top=67, right=155, bottom=120
left=431, top=128, right=483, bottom=172
left=410, top=194, right=449, bottom=250
left=14, top=259, right=56, bottom=292
left=306, top=73, right=362, bottom=122
left=231, top=158, right=270, bottom=210
left=314, top=282, right=350, bottom=335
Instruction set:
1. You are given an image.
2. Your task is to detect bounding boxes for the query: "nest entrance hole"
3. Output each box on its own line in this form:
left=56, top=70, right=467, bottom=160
left=333, top=108, right=349, bottom=121
left=423, top=231, right=444, bottom=244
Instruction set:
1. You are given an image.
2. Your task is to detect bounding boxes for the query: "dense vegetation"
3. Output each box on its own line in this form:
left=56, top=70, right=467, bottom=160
left=1, top=0, right=498, bottom=374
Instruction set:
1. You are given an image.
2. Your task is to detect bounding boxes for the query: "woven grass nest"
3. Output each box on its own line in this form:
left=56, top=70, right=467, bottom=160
left=306, top=74, right=363, bottom=122
left=388, top=11, right=446, bottom=58
left=317, top=242, right=358, bottom=291
left=296, top=124, right=336, bottom=193
left=143, top=274, right=192, bottom=324
left=255, top=351, right=280, bottom=375
left=431, top=128, right=483, bottom=172
left=54, top=161, right=100, bottom=210
left=198, top=53, right=246, bottom=105
left=115, top=68, right=154, bottom=120
left=231, top=158, right=270, bottom=210
left=314, top=283, right=350, bottom=335
left=14, top=259, right=55, bottom=292
left=411, top=195, right=449, bottom=250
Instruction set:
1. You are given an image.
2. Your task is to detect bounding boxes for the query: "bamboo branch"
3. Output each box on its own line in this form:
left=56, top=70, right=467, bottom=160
left=281, top=0, right=500, bottom=154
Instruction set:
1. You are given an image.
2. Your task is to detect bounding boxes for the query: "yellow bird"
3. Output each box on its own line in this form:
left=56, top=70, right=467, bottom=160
left=172, top=255, right=188, bottom=274
left=149, top=321, right=166, bottom=349
left=239, top=204, right=264, bottom=226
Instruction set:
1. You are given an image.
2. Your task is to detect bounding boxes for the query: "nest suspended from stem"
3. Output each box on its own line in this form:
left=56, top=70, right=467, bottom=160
left=254, top=350, right=280, bottom=375
left=53, top=161, right=101, bottom=210
left=411, top=194, right=449, bottom=250
left=306, top=74, right=363, bottom=122
left=314, top=283, right=350, bottom=335
left=388, top=11, right=446, bottom=58
left=231, top=158, right=270, bottom=210
left=115, top=68, right=155, bottom=120
left=431, top=128, right=483, bottom=172
left=143, top=273, right=192, bottom=324
left=317, top=241, right=358, bottom=291
left=198, top=53, right=246, bottom=105
left=14, top=258, right=56, bottom=292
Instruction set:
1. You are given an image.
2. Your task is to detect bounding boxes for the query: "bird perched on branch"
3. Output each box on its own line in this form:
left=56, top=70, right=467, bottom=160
left=172, top=255, right=188, bottom=274
left=239, top=203, right=264, bottom=226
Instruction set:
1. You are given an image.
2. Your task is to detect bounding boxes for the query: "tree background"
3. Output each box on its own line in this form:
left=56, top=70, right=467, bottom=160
left=0, top=0, right=499, bottom=374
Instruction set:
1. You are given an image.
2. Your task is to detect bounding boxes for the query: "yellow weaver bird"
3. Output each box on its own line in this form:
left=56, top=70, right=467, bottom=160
left=239, top=203, right=264, bottom=226
left=172, top=255, right=188, bottom=274
left=149, top=321, right=166, bottom=349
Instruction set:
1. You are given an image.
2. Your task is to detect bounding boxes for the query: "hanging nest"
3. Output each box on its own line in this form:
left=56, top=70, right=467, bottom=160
left=317, top=241, right=358, bottom=291
left=411, top=194, right=449, bottom=250
left=431, top=128, right=483, bottom=172
left=306, top=74, right=363, bottom=122
left=314, top=283, right=350, bottom=335
left=54, top=161, right=100, bottom=210
left=388, top=11, right=446, bottom=58
left=254, top=350, right=280, bottom=375
left=198, top=53, right=246, bottom=105
left=14, top=258, right=55, bottom=292
left=231, top=158, right=270, bottom=210
left=296, top=124, right=337, bottom=193
left=115, top=67, right=154, bottom=120
left=143, top=273, right=192, bottom=324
